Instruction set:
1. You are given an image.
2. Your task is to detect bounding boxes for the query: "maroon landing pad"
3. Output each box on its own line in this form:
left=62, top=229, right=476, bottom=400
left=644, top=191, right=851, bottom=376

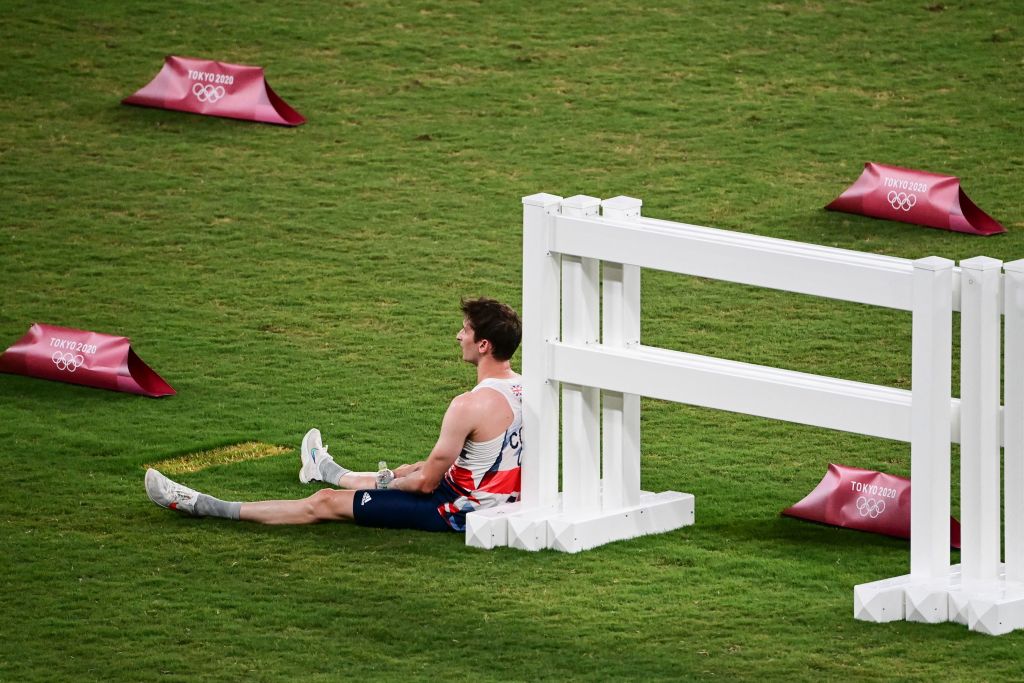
left=0, top=323, right=175, bottom=397
left=826, top=162, right=1005, bottom=236
left=122, top=55, right=305, bottom=126
left=782, top=463, right=961, bottom=548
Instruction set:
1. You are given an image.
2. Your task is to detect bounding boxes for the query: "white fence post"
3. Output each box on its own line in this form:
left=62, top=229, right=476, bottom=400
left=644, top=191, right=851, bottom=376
left=958, top=257, right=1003, bottom=585
left=1003, top=260, right=1024, bottom=585
left=560, top=195, right=602, bottom=514
left=600, top=196, right=643, bottom=510
left=521, top=193, right=563, bottom=510
left=909, top=256, right=954, bottom=579
left=899, top=256, right=955, bottom=624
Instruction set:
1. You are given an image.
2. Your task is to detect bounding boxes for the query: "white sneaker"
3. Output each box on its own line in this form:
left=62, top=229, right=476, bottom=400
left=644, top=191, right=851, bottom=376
left=299, top=427, right=335, bottom=484
left=145, top=468, right=200, bottom=515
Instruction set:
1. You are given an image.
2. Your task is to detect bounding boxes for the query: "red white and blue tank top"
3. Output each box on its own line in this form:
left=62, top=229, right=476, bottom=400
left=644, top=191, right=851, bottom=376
left=438, top=376, right=523, bottom=527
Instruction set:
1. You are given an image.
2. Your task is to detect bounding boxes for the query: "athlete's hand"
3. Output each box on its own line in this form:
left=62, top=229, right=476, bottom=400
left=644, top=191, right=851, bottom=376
left=393, top=463, right=421, bottom=478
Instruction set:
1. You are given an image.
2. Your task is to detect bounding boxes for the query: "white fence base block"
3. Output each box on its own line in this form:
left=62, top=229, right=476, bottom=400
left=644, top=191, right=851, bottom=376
left=947, top=566, right=1024, bottom=635
left=966, top=586, right=1024, bottom=636
left=853, top=575, right=911, bottom=622
left=465, top=503, right=521, bottom=550
left=948, top=591, right=970, bottom=626
left=854, top=565, right=1024, bottom=635
left=506, top=508, right=557, bottom=551
left=853, top=574, right=950, bottom=624
left=467, top=493, right=693, bottom=552
left=904, top=580, right=952, bottom=624
left=546, top=491, right=694, bottom=553
left=466, top=502, right=559, bottom=551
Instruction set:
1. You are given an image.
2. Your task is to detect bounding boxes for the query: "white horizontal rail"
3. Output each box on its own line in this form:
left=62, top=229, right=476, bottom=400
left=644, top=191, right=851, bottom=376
left=548, top=342, right=964, bottom=444
left=551, top=214, right=965, bottom=312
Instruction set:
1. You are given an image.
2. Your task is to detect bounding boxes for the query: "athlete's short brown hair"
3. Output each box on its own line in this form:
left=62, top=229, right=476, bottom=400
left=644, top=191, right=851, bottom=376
left=461, top=298, right=522, bottom=361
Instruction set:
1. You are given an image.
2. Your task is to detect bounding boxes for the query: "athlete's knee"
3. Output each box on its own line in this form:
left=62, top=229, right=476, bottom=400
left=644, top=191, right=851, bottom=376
left=307, top=488, right=354, bottom=521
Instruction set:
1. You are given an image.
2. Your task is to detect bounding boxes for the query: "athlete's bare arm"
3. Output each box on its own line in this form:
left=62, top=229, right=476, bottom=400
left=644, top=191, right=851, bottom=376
left=388, top=392, right=477, bottom=494
left=333, top=384, right=515, bottom=492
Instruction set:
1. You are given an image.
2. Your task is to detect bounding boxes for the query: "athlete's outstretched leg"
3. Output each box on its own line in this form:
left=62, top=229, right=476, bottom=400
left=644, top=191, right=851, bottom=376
left=240, top=488, right=356, bottom=524
left=145, top=469, right=355, bottom=525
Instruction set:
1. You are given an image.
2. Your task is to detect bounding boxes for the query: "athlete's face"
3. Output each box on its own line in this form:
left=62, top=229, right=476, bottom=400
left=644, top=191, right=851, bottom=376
left=457, top=318, right=483, bottom=364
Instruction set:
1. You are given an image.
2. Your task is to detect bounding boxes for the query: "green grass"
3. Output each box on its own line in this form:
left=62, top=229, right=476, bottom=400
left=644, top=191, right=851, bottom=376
left=2, top=0, right=1023, bottom=680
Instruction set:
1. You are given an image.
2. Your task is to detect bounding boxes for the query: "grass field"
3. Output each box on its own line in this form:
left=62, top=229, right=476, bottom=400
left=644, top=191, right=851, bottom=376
left=2, top=1, right=1023, bottom=680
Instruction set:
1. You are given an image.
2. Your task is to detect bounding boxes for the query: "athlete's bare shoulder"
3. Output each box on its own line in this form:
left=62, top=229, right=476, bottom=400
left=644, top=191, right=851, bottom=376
left=448, top=388, right=500, bottom=416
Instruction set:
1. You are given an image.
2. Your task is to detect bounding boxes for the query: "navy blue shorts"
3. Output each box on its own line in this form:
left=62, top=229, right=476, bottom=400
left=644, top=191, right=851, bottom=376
left=351, top=485, right=460, bottom=533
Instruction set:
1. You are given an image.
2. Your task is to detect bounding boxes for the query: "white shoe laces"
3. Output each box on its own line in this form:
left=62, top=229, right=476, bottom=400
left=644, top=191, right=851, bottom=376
left=168, top=481, right=196, bottom=506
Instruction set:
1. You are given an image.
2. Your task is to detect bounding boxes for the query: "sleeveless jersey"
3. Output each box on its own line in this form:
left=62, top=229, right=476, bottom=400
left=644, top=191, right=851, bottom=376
left=438, top=376, right=523, bottom=528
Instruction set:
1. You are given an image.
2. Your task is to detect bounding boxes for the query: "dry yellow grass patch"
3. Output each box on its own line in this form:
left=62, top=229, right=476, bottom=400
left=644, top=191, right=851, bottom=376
left=144, top=442, right=291, bottom=474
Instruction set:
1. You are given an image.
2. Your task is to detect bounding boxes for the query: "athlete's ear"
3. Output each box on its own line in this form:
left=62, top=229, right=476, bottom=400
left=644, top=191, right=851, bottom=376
left=478, top=338, right=492, bottom=355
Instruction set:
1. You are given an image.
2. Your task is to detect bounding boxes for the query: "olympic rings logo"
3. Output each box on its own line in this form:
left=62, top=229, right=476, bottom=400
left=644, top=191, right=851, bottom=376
left=887, top=191, right=917, bottom=212
left=192, top=83, right=226, bottom=103
left=856, top=496, right=886, bottom=518
left=52, top=351, right=85, bottom=373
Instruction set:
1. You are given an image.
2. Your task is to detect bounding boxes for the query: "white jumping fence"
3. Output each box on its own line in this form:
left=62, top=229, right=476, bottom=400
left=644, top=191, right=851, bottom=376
left=464, top=193, right=1024, bottom=636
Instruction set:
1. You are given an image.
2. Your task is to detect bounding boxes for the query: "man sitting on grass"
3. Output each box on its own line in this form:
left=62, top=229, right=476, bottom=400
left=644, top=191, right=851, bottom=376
left=145, top=297, right=523, bottom=533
